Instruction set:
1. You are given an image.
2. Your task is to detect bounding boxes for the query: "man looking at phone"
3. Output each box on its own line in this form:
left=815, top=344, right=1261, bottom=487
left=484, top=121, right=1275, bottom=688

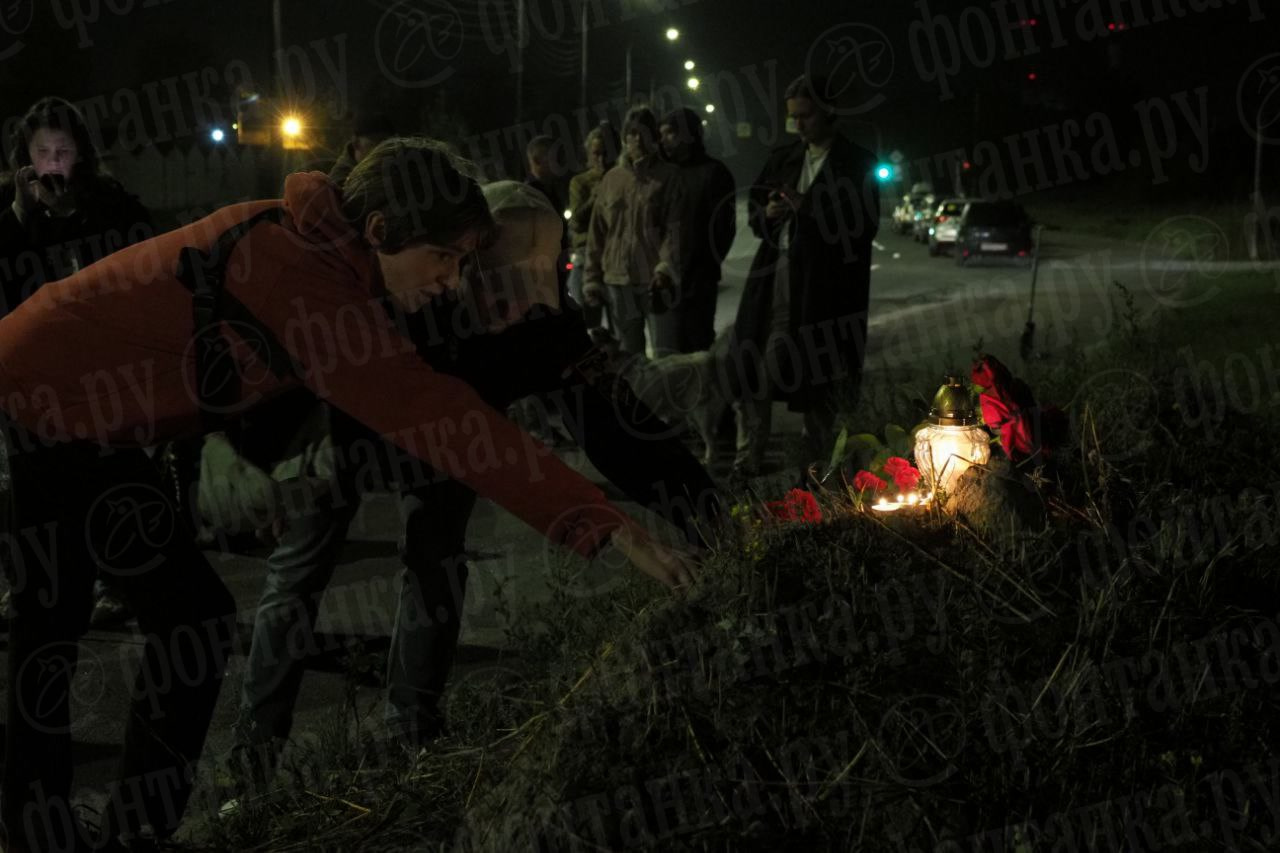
left=730, top=75, right=880, bottom=480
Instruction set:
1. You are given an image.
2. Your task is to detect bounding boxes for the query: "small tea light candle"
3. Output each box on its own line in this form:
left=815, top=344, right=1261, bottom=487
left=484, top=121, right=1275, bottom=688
left=906, top=492, right=920, bottom=506
left=871, top=497, right=900, bottom=512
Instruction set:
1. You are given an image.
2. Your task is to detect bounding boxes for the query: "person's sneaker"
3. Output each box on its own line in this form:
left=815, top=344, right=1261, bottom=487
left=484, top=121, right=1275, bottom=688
left=89, top=589, right=132, bottom=628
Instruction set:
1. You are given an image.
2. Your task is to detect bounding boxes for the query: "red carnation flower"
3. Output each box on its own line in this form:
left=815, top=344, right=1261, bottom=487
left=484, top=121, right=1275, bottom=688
left=883, top=457, right=921, bottom=492
left=765, top=488, right=823, bottom=523
left=852, top=470, right=888, bottom=493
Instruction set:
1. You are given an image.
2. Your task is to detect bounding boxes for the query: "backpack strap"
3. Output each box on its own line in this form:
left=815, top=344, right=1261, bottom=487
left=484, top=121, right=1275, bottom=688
left=174, top=207, right=302, bottom=431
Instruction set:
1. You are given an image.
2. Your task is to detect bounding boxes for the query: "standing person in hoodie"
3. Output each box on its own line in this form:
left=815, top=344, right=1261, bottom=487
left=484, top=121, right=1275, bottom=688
left=582, top=107, right=683, bottom=356
left=0, top=137, right=693, bottom=853
left=653, top=108, right=737, bottom=355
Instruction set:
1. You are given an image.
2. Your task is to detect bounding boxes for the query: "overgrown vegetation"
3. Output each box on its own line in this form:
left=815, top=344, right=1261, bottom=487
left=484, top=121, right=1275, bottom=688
left=195, top=273, right=1280, bottom=852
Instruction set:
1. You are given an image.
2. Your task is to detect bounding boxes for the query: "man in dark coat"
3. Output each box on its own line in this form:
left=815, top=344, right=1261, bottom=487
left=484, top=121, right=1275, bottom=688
left=731, top=76, right=880, bottom=478
left=655, top=107, right=736, bottom=354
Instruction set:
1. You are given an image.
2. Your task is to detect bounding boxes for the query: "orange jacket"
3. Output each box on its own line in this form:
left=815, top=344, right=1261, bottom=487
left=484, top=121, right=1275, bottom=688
left=0, top=172, right=620, bottom=557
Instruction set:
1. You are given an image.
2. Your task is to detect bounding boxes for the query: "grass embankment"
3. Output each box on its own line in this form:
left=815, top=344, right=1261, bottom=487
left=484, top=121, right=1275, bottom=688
left=199, top=274, right=1280, bottom=852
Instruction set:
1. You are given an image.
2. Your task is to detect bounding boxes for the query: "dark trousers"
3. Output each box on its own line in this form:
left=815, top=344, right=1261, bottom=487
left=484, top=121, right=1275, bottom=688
left=650, top=279, right=718, bottom=356
left=0, top=428, right=236, bottom=850
left=233, top=415, right=480, bottom=785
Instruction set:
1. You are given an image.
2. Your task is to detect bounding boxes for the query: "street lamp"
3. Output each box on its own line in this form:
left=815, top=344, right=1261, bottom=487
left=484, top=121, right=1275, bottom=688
left=281, top=116, right=302, bottom=138
left=684, top=59, right=695, bottom=71
left=626, top=26, right=682, bottom=105
left=686, top=76, right=700, bottom=91
left=704, top=104, right=715, bottom=113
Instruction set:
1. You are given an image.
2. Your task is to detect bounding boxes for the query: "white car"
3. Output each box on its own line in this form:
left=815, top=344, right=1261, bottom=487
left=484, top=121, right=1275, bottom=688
left=927, top=198, right=971, bottom=256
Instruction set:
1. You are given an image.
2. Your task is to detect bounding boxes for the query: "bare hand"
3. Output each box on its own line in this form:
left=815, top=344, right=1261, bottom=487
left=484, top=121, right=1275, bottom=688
left=15, top=166, right=75, bottom=218
left=612, top=520, right=696, bottom=590
left=765, top=198, right=793, bottom=221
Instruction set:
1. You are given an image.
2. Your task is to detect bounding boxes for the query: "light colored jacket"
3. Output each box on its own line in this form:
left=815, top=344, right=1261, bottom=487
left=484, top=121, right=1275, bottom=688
left=583, top=155, right=682, bottom=290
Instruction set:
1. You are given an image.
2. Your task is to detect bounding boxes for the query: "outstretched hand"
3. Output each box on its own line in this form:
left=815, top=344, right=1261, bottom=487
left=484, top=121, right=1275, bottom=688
left=611, top=519, right=697, bottom=590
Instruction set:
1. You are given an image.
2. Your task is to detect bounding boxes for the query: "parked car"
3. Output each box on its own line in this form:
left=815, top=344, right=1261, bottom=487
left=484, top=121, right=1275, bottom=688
left=955, top=201, right=1034, bottom=266
left=926, top=198, right=971, bottom=256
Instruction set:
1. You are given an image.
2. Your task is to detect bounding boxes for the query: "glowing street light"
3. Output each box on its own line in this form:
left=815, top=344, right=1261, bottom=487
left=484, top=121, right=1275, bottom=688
left=210, top=128, right=225, bottom=143
left=686, top=76, right=700, bottom=91
left=684, top=59, right=695, bottom=71
left=281, top=115, right=302, bottom=137
left=665, top=27, right=680, bottom=41
left=705, top=104, right=715, bottom=113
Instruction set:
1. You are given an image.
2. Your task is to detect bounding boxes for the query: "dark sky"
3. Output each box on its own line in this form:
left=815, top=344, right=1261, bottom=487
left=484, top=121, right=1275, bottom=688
left=0, top=0, right=1267, bottom=193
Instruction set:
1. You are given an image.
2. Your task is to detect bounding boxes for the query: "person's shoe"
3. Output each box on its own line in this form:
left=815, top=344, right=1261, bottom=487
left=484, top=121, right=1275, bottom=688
left=89, top=589, right=132, bottom=628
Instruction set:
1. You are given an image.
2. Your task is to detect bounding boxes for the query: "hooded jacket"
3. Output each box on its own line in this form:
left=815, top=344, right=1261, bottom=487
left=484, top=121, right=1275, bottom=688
left=0, top=172, right=621, bottom=556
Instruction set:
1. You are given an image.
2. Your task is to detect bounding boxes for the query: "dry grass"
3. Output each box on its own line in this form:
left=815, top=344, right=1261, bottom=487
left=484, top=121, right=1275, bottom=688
left=197, top=277, right=1280, bottom=851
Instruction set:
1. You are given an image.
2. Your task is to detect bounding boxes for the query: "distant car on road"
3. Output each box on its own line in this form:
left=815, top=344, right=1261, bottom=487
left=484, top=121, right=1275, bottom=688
left=955, top=201, right=1034, bottom=266
left=926, top=198, right=971, bottom=256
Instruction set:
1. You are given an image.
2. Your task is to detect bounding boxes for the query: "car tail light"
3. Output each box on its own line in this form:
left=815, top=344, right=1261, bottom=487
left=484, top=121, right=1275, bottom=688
left=1017, top=250, right=1027, bottom=257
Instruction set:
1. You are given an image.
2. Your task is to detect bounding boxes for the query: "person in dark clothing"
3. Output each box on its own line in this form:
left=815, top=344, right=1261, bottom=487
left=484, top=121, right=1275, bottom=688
left=655, top=107, right=736, bottom=354
left=731, top=75, right=880, bottom=479
left=227, top=181, right=720, bottom=803
left=523, top=134, right=570, bottom=300
left=1, top=96, right=153, bottom=314
left=0, top=96, right=153, bottom=630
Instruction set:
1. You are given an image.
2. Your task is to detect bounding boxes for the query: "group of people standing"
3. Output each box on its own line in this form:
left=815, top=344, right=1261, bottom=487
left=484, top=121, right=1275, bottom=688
left=0, top=71, right=878, bottom=852
left=557, top=76, right=880, bottom=477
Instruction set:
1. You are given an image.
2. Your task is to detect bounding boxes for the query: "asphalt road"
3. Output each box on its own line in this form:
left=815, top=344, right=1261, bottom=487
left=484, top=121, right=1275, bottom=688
left=2, top=211, right=1270, bottom=843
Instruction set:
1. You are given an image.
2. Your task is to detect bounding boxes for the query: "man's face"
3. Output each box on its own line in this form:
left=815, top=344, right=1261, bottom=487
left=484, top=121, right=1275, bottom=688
left=373, top=223, right=482, bottom=313
left=624, top=128, right=654, bottom=162
left=659, top=123, right=692, bottom=162
left=586, top=138, right=607, bottom=172
left=28, top=128, right=79, bottom=178
left=786, top=97, right=832, bottom=146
